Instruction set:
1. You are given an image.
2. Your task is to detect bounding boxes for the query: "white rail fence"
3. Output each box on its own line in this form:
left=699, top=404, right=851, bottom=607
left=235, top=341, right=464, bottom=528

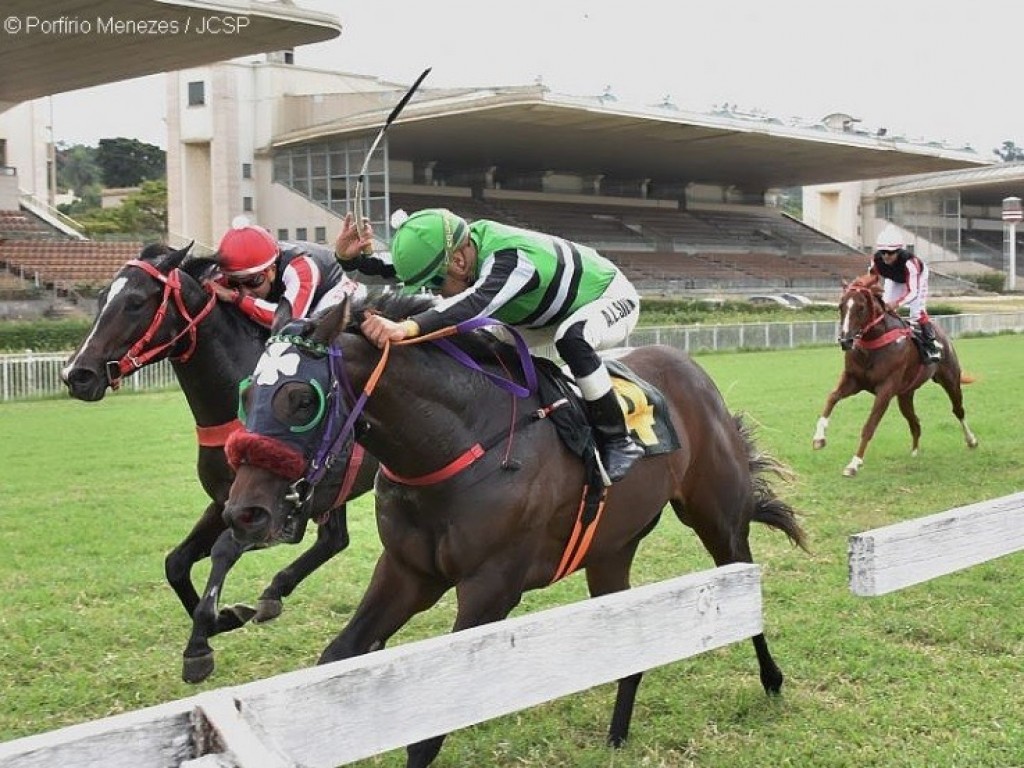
left=4, top=311, right=1024, bottom=403
left=848, top=491, right=1024, bottom=596
left=0, top=563, right=762, bottom=768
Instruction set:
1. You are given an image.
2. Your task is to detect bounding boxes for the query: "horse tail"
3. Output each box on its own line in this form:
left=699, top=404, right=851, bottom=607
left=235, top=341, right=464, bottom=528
left=734, top=414, right=809, bottom=552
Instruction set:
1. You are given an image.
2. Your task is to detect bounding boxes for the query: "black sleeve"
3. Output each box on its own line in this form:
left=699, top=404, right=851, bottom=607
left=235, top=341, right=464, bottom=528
left=341, top=253, right=397, bottom=279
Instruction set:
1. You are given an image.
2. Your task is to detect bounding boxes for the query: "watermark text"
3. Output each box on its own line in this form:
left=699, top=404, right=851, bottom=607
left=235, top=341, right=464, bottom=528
left=3, top=15, right=252, bottom=36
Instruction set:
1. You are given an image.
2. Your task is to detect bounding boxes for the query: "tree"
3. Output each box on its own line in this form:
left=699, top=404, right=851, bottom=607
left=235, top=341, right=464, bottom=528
left=993, top=140, right=1024, bottom=162
left=74, top=179, right=167, bottom=237
left=55, top=143, right=101, bottom=194
left=96, top=137, right=166, bottom=187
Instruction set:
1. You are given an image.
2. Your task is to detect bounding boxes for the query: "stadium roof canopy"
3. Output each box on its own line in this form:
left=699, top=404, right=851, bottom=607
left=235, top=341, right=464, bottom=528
left=274, top=85, right=991, bottom=192
left=876, top=162, right=1024, bottom=208
left=0, top=0, right=340, bottom=111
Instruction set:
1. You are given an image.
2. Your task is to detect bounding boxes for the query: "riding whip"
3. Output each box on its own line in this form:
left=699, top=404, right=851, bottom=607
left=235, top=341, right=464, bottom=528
left=353, top=67, right=432, bottom=253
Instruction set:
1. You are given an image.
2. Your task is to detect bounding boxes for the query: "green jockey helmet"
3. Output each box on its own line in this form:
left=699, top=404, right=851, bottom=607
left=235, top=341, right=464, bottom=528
left=391, top=208, right=469, bottom=292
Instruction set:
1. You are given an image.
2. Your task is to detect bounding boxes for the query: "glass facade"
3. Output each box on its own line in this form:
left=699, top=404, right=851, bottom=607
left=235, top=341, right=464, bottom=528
left=273, top=137, right=391, bottom=244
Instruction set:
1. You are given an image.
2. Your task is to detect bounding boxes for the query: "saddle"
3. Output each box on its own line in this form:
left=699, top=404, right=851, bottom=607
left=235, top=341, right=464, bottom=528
left=532, top=356, right=681, bottom=520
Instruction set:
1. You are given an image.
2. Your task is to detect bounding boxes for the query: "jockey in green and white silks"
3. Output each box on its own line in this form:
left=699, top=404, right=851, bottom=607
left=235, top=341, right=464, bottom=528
left=335, top=208, right=644, bottom=483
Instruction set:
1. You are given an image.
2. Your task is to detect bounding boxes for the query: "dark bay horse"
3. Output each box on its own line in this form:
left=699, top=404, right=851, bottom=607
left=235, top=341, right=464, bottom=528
left=223, top=293, right=807, bottom=767
left=812, top=274, right=978, bottom=476
left=61, top=243, right=377, bottom=683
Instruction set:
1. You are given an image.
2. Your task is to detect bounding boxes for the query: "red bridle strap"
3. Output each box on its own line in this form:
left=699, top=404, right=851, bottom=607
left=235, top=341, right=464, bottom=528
left=855, top=327, right=912, bottom=350
left=196, top=419, right=244, bottom=447
left=844, top=284, right=910, bottom=351
left=358, top=327, right=496, bottom=486
left=109, top=259, right=217, bottom=388
left=380, top=443, right=485, bottom=486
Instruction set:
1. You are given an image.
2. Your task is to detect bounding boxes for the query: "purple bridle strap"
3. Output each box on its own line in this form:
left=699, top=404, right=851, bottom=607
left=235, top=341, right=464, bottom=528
left=430, top=316, right=537, bottom=398
left=304, top=347, right=362, bottom=488
left=299, top=316, right=536, bottom=489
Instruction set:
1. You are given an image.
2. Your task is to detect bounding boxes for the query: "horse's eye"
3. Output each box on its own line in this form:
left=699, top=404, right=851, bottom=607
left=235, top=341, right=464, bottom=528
left=271, top=381, right=326, bottom=433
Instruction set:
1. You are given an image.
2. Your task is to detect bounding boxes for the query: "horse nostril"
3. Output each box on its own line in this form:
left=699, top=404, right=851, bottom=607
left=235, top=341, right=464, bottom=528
left=225, top=505, right=269, bottom=531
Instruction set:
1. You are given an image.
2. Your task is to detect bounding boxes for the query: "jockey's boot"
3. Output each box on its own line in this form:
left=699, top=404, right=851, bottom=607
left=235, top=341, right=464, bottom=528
left=920, top=321, right=942, bottom=362
left=586, top=390, right=644, bottom=483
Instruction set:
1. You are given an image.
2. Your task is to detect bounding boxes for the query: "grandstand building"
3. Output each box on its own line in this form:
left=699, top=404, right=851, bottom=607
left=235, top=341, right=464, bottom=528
left=2, top=1, right=1022, bottom=303
left=167, top=55, right=1005, bottom=293
left=0, top=0, right=341, bottom=307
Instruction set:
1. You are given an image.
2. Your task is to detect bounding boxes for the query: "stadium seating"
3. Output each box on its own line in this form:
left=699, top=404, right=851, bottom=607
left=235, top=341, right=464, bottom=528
left=0, top=238, right=145, bottom=291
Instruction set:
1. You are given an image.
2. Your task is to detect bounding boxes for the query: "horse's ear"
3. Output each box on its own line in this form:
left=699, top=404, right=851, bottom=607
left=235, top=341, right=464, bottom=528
left=157, top=243, right=191, bottom=272
left=310, top=296, right=350, bottom=346
left=271, top=299, right=294, bottom=334
left=841, top=279, right=848, bottom=290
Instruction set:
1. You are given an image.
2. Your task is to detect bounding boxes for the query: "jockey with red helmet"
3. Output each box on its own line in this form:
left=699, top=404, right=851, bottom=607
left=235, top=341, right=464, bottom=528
left=210, top=216, right=366, bottom=328
left=868, top=224, right=941, bottom=362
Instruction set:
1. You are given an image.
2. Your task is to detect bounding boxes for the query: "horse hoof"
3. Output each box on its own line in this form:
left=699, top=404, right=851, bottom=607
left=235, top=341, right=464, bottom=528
left=182, top=652, right=215, bottom=684
left=968, top=438, right=979, bottom=449
left=253, top=598, right=283, bottom=624
left=227, top=603, right=258, bottom=625
left=812, top=439, right=826, bottom=450
left=842, top=467, right=858, bottom=477
left=911, top=448, right=919, bottom=457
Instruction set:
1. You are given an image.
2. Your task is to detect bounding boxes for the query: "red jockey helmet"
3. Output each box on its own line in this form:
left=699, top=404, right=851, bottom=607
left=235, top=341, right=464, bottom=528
left=217, top=216, right=279, bottom=276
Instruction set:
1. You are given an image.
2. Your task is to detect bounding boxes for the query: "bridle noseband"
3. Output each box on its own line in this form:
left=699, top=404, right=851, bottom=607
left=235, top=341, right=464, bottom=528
left=839, top=284, right=884, bottom=350
left=106, top=259, right=218, bottom=389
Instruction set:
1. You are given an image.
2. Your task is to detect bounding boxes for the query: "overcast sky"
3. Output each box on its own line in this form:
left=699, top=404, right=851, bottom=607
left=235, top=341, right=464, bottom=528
left=51, top=0, right=1022, bottom=158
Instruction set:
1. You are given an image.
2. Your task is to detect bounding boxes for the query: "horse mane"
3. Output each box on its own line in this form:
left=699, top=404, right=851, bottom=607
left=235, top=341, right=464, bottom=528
left=849, top=273, right=881, bottom=293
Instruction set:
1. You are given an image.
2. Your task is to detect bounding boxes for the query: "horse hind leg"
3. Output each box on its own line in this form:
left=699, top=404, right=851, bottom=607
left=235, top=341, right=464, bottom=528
left=669, top=497, right=784, bottom=695
left=584, top=543, right=645, bottom=747
left=896, top=392, right=922, bottom=456
left=934, top=364, right=979, bottom=449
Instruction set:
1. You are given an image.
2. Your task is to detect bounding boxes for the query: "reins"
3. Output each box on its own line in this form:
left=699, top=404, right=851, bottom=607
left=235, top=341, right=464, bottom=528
left=284, top=317, right=538, bottom=504
left=106, top=259, right=218, bottom=389
left=844, top=284, right=911, bottom=352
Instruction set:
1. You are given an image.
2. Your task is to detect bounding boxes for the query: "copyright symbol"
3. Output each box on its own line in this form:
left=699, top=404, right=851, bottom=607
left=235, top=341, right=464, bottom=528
left=4, top=16, right=22, bottom=33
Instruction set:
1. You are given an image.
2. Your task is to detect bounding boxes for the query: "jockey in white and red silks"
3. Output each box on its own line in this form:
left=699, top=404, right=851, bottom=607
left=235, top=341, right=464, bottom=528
left=868, top=224, right=942, bottom=362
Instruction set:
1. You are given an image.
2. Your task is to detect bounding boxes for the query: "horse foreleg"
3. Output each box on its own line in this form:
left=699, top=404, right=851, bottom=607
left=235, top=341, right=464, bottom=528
left=253, top=506, right=351, bottom=623
left=319, top=551, right=448, bottom=665
left=814, top=374, right=858, bottom=450
left=896, top=392, right=922, bottom=456
left=182, top=530, right=252, bottom=684
left=164, top=501, right=224, bottom=617
left=405, top=569, right=527, bottom=768
left=845, top=392, right=895, bottom=476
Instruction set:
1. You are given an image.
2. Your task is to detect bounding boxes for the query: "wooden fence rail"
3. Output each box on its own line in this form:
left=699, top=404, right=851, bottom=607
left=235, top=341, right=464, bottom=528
left=848, top=491, right=1024, bottom=596
left=0, top=563, right=762, bottom=768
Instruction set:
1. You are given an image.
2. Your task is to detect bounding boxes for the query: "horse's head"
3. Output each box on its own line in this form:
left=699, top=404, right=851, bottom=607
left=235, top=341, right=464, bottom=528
left=62, top=242, right=216, bottom=400
left=223, top=297, right=358, bottom=545
left=837, top=274, right=884, bottom=351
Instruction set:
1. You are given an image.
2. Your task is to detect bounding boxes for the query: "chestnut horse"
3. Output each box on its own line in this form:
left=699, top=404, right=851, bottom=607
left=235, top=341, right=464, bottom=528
left=62, top=243, right=377, bottom=683
left=812, top=274, right=978, bottom=476
left=223, top=293, right=807, bottom=767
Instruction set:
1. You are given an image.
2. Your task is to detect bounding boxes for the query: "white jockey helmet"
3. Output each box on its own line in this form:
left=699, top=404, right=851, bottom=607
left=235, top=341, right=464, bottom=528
left=875, top=225, right=904, bottom=251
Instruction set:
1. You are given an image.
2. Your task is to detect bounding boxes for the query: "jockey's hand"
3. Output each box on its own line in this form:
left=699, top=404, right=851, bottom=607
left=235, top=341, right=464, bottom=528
left=208, top=282, right=240, bottom=304
left=361, top=315, right=418, bottom=348
left=334, top=212, right=374, bottom=261
left=885, top=302, right=899, bottom=314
